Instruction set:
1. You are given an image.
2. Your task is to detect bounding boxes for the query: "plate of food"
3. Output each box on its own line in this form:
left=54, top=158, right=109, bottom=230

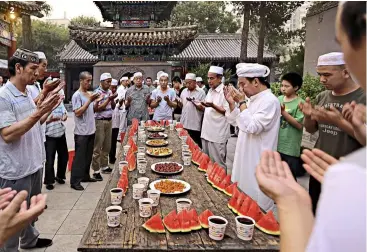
left=149, top=179, right=190, bottom=195
left=146, top=126, right=165, bottom=132
left=146, top=147, right=173, bottom=157
left=146, top=139, right=169, bottom=147
left=151, top=162, right=184, bottom=175
left=148, top=132, right=168, bottom=139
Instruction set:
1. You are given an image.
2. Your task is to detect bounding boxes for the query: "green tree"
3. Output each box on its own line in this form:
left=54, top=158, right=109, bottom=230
left=171, top=2, right=240, bottom=33
left=278, top=45, right=305, bottom=76
left=15, top=20, right=69, bottom=69
left=70, top=15, right=99, bottom=27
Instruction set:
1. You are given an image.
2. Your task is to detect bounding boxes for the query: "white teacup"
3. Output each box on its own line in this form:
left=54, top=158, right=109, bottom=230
left=235, top=216, right=255, bottom=241
left=140, top=120, right=145, bottom=127
left=138, top=147, right=146, bottom=154
left=137, top=160, right=148, bottom=174
left=123, top=145, right=130, bottom=156
left=137, top=152, right=145, bottom=159
left=110, top=188, right=124, bottom=205
left=182, top=144, right=189, bottom=152
left=106, top=206, right=122, bottom=227
left=183, top=152, right=192, bottom=166
left=208, top=216, right=228, bottom=241
left=138, top=198, right=154, bottom=218
left=132, top=184, right=144, bottom=199
left=147, top=189, right=161, bottom=207
left=138, top=177, right=149, bottom=191
left=176, top=198, right=192, bottom=213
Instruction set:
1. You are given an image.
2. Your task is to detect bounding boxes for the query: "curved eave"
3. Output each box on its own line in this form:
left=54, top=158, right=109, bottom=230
left=170, top=56, right=278, bottom=63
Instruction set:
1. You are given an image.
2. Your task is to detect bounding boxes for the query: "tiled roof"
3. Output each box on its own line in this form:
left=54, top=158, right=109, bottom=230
left=0, top=1, right=45, bottom=18
left=69, top=25, right=198, bottom=46
left=59, top=34, right=277, bottom=63
left=171, top=34, right=277, bottom=62
left=58, top=40, right=98, bottom=63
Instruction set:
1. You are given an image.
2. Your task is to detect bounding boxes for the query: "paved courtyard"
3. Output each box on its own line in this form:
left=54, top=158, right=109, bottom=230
left=28, top=113, right=309, bottom=252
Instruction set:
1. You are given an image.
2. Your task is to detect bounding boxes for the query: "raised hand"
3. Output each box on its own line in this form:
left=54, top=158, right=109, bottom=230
left=255, top=151, right=311, bottom=207
left=156, top=96, right=162, bottom=103
left=311, top=105, right=343, bottom=124
left=0, top=188, right=16, bottom=210
left=230, top=86, right=245, bottom=103
left=299, top=97, right=313, bottom=117
left=163, top=95, right=170, bottom=102
left=301, top=149, right=338, bottom=183
left=43, top=78, right=61, bottom=94
left=37, top=93, right=61, bottom=116
left=108, top=93, right=118, bottom=101
left=89, top=93, right=100, bottom=102
left=224, top=86, right=235, bottom=104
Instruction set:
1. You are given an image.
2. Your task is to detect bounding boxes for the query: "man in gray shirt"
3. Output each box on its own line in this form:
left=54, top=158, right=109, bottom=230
left=70, top=72, right=100, bottom=191
left=0, top=48, right=62, bottom=251
left=125, top=72, right=151, bottom=125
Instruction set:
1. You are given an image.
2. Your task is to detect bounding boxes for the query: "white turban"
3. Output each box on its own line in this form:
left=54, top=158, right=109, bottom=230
left=111, top=79, right=118, bottom=86
left=133, top=72, right=143, bottom=78
left=185, top=73, right=196, bottom=80
left=209, top=66, right=224, bottom=75
left=196, top=77, right=203, bottom=82
left=317, top=52, right=345, bottom=66
left=100, top=73, right=112, bottom=81
left=34, top=51, right=46, bottom=60
left=158, top=72, right=169, bottom=80
left=120, top=76, right=128, bottom=81
left=236, top=63, right=270, bottom=78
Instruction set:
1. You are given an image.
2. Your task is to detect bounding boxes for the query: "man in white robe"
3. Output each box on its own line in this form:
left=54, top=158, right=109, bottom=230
left=225, top=63, right=281, bottom=211
left=117, top=77, right=129, bottom=142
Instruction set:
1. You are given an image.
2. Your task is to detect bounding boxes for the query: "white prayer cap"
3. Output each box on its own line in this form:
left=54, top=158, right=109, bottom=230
left=317, top=52, right=345, bottom=66
left=208, top=66, right=224, bottom=75
left=130, top=77, right=134, bottom=81
left=111, top=79, right=118, bottom=86
left=34, top=51, right=46, bottom=60
left=156, top=71, right=164, bottom=80
left=196, top=77, right=203, bottom=82
left=120, top=76, right=128, bottom=81
left=133, top=72, right=143, bottom=78
left=236, top=63, right=270, bottom=78
left=158, top=71, right=169, bottom=80
left=154, top=79, right=159, bottom=84
left=100, top=72, right=112, bottom=81
left=185, top=73, right=196, bottom=80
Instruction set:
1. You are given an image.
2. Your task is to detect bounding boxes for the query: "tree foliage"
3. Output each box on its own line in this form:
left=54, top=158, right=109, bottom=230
left=278, top=45, right=305, bottom=76
left=15, top=20, right=69, bottom=69
left=171, top=2, right=240, bottom=33
left=70, top=15, right=99, bottom=27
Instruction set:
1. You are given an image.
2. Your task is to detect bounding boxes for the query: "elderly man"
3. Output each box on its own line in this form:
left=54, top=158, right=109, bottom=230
left=0, top=48, right=62, bottom=251
left=125, top=72, right=151, bottom=125
left=91, top=73, right=117, bottom=181
left=299, top=52, right=366, bottom=214
left=225, top=63, right=280, bottom=211
left=150, top=72, right=177, bottom=121
left=178, top=73, right=206, bottom=147
left=199, top=66, right=230, bottom=169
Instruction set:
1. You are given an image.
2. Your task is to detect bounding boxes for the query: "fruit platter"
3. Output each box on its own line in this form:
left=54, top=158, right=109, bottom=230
left=145, top=139, right=169, bottom=147
left=146, top=126, right=165, bottom=132
left=146, top=147, right=173, bottom=157
left=148, top=132, right=168, bottom=139
left=151, top=162, right=184, bottom=175
left=149, top=179, right=190, bottom=195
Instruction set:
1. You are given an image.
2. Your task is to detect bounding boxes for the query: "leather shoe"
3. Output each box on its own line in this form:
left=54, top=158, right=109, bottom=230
left=71, top=184, right=84, bottom=191
left=81, top=178, right=97, bottom=183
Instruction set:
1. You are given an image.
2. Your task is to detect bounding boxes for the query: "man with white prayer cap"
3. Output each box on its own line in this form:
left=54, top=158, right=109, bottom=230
left=299, top=51, right=365, bottom=214
left=108, top=79, right=121, bottom=166
left=196, top=76, right=208, bottom=94
left=150, top=71, right=177, bottom=120
left=125, top=71, right=151, bottom=125
left=116, top=76, right=129, bottom=142
left=91, top=73, right=117, bottom=182
left=225, top=63, right=280, bottom=211
left=199, top=65, right=230, bottom=169
left=177, top=73, right=206, bottom=147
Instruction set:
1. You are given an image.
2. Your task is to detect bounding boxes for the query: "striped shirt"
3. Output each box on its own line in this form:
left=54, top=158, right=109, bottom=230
left=0, top=81, right=45, bottom=180
left=94, top=87, right=113, bottom=119
left=45, top=102, right=67, bottom=138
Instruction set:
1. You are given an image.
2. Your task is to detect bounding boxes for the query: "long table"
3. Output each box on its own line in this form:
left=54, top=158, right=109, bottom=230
left=78, top=127, right=279, bottom=251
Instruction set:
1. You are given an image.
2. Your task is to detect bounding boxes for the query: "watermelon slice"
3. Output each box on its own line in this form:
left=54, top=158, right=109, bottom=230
left=207, top=164, right=220, bottom=184
left=232, top=192, right=246, bottom=214
left=197, top=153, right=209, bottom=166
left=198, top=159, right=209, bottom=172
left=142, top=213, right=165, bottom=233
left=217, top=174, right=232, bottom=192
left=177, top=209, right=191, bottom=232
left=237, top=195, right=253, bottom=216
left=192, top=151, right=202, bottom=166
left=224, top=182, right=238, bottom=196
left=205, top=161, right=214, bottom=176
left=212, top=167, right=226, bottom=188
left=255, top=211, right=280, bottom=236
left=246, top=201, right=264, bottom=222
left=188, top=209, right=201, bottom=231
left=198, top=209, right=214, bottom=229
left=232, top=186, right=241, bottom=199
left=227, top=195, right=237, bottom=212
left=163, top=210, right=181, bottom=233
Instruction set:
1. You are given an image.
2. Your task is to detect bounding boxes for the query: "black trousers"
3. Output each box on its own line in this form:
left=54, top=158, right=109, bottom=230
left=44, top=134, right=68, bottom=185
left=109, top=128, right=119, bottom=164
left=309, top=175, right=321, bottom=215
left=186, top=129, right=202, bottom=148
left=279, top=152, right=301, bottom=181
left=70, top=134, right=95, bottom=186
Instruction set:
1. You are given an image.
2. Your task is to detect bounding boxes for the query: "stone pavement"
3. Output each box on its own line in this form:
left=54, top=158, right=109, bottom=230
left=25, top=115, right=308, bottom=252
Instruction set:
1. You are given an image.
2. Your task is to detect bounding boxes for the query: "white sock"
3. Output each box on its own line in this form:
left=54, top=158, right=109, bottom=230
left=94, top=170, right=101, bottom=174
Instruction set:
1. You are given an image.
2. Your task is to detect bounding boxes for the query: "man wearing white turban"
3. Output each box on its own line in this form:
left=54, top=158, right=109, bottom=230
left=225, top=63, right=280, bottom=211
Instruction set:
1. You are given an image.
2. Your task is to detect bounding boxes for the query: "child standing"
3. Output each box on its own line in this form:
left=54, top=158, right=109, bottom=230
left=277, top=72, right=305, bottom=180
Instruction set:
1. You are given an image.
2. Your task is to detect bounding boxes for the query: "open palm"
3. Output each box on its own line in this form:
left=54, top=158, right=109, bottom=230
left=256, top=151, right=311, bottom=207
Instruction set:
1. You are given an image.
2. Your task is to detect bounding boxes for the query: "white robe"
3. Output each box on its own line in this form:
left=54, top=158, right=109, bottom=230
left=116, top=85, right=127, bottom=134
left=227, top=89, right=281, bottom=211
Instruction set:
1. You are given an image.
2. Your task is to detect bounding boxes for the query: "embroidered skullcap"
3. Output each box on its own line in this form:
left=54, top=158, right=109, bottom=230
left=317, top=52, right=345, bottom=66
left=100, top=73, right=112, bottom=81
left=236, top=63, right=270, bottom=78
left=208, top=66, right=224, bottom=75
left=12, top=48, right=39, bottom=63
left=185, top=73, right=196, bottom=80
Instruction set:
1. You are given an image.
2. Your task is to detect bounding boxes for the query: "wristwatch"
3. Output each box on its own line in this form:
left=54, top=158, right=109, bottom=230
left=238, top=100, right=247, bottom=107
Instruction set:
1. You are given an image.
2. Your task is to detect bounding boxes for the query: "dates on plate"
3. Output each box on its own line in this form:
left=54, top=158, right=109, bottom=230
left=154, top=163, right=182, bottom=173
